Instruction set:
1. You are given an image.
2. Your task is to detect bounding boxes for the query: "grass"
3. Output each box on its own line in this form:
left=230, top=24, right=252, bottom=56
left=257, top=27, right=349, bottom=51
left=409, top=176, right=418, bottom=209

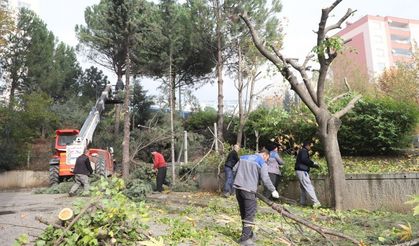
left=144, top=192, right=418, bottom=246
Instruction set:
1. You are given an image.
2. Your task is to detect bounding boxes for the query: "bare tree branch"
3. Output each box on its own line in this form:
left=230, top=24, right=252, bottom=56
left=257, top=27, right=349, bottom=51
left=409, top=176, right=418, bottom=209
left=284, top=56, right=318, bottom=105
left=329, top=77, right=352, bottom=104
left=333, top=95, right=362, bottom=119
left=329, top=92, right=350, bottom=104
left=303, top=53, right=315, bottom=68
left=324, top=8, right=357, bottom=34
left=240, top=14, right=321, bottom=115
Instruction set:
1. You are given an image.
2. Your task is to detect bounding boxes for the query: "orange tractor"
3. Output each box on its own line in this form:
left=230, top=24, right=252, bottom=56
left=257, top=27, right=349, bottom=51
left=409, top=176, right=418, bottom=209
left=49, top=85, right=122, bottom=185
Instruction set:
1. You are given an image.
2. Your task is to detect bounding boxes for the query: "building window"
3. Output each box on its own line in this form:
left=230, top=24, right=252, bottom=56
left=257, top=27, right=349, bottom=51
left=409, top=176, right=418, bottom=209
left=391, top=35, right=410, bottom=44
left=392, top=48, right=412, bottom=57
left=388, top=20, right=409, bottom=31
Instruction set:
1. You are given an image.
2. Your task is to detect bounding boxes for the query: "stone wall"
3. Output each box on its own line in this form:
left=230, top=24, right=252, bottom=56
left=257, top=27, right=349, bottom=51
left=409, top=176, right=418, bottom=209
left=279, top=173, right=419, bottom=212
left=0, top=171, right=48, bottom=189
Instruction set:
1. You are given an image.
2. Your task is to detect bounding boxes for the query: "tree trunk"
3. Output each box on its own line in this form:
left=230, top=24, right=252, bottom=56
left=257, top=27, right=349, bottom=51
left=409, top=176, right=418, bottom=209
left=236, top=43, right=244, bottom=146
left=114, top=73, right=123, bottom=136
left=169, top=50, right=176, bottom=185
left=318, top=113, right=346, bottom=210
left=215, top=0, right=224, bottom=149
left=178, top=86, right=182, bottom=118
left=122, top=56, right=131, bottom=179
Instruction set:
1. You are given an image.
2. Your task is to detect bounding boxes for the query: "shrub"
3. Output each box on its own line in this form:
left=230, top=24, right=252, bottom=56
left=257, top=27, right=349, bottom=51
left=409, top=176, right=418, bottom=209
left=338, top=97, right=419, bottom=155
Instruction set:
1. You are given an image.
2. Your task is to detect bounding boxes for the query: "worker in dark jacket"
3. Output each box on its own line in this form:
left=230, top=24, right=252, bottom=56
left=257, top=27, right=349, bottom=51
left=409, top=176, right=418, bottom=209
left=233, top=149, right=280, bottom=245
left=69, top=149, right=93, bottom=196
left=151, top=149, right=170, bottom=193
left=295, top=141, right=320, bottom=208
left=223, top=144, right=240, bottom=197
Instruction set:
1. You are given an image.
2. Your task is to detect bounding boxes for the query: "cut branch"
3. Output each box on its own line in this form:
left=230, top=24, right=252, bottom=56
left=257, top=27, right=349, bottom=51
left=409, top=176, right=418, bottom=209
left=53, top=198, right=98, bottom=246
left=334, top=95, right=362, bottom=119
left=35, top=216, right=65, bottom=230
left=255, top=192, right=360, bottom=245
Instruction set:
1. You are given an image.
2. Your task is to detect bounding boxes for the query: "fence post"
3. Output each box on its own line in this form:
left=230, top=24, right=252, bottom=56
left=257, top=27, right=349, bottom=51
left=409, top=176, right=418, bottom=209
left=184, top=130, right=188, bottom=165
left=27, top=150, right=31, bottom=169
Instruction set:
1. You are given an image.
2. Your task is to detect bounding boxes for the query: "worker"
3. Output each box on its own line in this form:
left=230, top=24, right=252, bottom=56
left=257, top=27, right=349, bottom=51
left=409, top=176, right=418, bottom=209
left=223, top=144, right=240, bottom=197
left=151, top=149, right=170, bottom=193
left=263, top=144, right=284, bottom=200
left=295, top=140, right=321, bottom=208
left=69, top=149, right=93, bottom=196
left=233, top=149, right=280, bottom=245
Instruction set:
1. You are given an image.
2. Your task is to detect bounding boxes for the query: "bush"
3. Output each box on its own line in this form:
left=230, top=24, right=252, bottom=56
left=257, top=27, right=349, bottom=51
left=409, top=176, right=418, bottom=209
left=244, top=106, right=317, bottom=151
left=338, top=97, right=419, bottom=155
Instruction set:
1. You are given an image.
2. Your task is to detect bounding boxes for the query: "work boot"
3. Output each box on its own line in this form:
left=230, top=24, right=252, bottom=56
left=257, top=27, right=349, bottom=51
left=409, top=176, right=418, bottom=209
left=238, top=238, right=255, bottom=246
left=313, top=203, right=321, bottom=209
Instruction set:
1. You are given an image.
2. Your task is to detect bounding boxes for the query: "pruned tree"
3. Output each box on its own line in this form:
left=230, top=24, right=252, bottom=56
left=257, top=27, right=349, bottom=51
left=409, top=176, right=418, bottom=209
left=213, top=0, right=225, bottom=148
left=240, top=0, right=361, bottom=209
left=225, top=0, right=283, bottom=146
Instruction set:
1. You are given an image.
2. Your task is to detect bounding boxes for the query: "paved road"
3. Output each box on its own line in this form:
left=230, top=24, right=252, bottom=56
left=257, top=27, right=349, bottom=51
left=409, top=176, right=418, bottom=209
left=0, top=191, right=75, bottom=246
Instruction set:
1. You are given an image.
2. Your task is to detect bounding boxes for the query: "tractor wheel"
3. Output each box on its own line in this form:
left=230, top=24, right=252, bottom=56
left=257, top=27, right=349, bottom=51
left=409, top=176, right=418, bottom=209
left=49, top=165, right=60, bottom=186
left=96, top=156, right=107, bottom=178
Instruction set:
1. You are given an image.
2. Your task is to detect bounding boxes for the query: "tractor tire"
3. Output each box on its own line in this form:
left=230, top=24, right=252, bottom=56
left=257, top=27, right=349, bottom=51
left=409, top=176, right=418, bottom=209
left=96, top=156, right=107, bottom=178
left=49, top=165, right=60, bottom=186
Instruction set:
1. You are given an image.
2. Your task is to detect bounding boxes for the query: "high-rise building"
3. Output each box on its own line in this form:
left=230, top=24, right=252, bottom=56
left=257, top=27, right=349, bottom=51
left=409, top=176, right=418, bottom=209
left=334, top=15, right=419, bottom=78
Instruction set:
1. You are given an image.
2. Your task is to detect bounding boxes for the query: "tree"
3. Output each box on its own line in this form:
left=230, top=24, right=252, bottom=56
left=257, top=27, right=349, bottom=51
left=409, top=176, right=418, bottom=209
left=214, top=0, right=225, bottom=148
left=0, top=6, right=14, bottom=47
left=131, top=79, right=153, bottom=127
left=142, top=0, right=216, bottom=183
left=378, top=52, right=419, bottom=104
left=21, top=91, right=58, bottom=139
left=225, top=0, right=283, bottom=146
left=78, top=66, right=110, bottom=103
left=0, top=8, right=49, bottom=106
left=44, top=42, right=81, bottom=102
left=241, top=0, right=361, bottom=209
left=1, top=8, right=79, bottom=105
left=77, top=0, right=157, bottom=178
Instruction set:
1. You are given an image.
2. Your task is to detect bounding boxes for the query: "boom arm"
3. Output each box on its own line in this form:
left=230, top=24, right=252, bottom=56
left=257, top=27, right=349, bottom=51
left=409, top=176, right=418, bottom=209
left=78, top=85, right=111, bottom=146
left=66, top=85, right=113, bottom=164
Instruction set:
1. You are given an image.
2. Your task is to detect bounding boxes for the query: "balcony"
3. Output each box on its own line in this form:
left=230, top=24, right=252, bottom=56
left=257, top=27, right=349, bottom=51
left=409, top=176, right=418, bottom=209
left=388, top=20, right=409, bottom=31
left=391, top=48, right=412, bottom=57
left=391, top=34, right=410, bottom=44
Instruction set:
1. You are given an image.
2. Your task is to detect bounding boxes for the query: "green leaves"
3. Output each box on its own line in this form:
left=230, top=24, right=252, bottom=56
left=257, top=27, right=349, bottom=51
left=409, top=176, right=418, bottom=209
left=36, top=177, right=150, bottom=246
left=313, top=36, right=344, bottom=56
left=338, top=96, right=419, bottom=155
left=13, top=234, right=29, bottom=246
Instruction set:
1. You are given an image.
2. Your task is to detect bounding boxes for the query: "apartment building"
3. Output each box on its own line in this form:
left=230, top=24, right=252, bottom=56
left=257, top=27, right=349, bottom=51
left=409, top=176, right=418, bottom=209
left=333, top=15, right=419, bottom=79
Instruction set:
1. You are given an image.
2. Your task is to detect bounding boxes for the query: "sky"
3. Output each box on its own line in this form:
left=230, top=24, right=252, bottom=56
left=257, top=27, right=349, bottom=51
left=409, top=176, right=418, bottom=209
left=32, top=0, right=419, bottom=105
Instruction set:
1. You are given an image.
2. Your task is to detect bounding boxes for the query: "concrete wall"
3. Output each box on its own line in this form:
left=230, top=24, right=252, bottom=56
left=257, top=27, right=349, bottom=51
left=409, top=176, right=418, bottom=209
left=0, top=171, right=48, bottom=189
left=280, top=173, right=419, bottom=212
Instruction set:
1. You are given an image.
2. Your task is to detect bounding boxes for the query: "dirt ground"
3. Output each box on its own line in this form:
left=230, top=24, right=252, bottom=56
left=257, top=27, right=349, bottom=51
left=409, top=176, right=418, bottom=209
left=0, top=191, right=76, bottom=246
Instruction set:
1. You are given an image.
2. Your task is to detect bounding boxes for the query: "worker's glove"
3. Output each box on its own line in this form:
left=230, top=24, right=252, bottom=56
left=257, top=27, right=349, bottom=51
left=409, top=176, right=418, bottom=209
left=271, top=190, right=280, bottom=199
left=313, top=162, right=320, bottom=169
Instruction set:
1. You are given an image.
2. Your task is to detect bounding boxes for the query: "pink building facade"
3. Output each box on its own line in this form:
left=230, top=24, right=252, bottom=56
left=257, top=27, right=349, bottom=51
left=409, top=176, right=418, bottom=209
left=336, top=15, right=419, bottom=76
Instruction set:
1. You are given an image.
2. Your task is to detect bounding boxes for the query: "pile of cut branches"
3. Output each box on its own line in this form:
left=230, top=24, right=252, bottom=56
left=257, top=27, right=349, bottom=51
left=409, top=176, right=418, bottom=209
left=35, top=177, right=151, bottom=246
